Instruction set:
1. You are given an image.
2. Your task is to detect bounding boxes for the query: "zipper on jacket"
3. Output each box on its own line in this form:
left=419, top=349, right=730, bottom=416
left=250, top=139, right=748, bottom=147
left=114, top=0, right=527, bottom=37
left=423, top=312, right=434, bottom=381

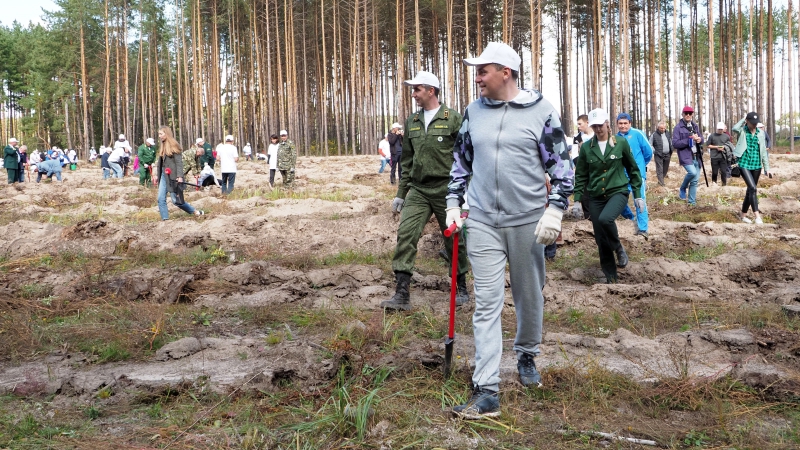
left=494, top=104, right=509, bottom=226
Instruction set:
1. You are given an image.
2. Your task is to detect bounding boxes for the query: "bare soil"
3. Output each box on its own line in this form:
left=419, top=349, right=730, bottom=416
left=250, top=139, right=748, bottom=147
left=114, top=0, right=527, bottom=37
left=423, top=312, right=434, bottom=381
left=1, top=152, right=799, bottom=449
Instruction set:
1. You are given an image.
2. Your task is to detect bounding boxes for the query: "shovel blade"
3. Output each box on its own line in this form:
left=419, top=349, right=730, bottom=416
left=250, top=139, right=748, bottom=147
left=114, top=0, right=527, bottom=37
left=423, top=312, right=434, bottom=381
left=444, top=340, right=454, bottom=376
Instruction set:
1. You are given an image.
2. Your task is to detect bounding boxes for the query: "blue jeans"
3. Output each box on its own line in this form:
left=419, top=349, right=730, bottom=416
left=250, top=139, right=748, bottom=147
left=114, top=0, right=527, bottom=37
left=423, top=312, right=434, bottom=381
left=109, top=161, right=123, bottom=178
left=103, top=167, right=111, bottom=179
left=622, top=180, right=649, bottom=231
left=157, top=174, right=196, bottom=220
left=378, top=158, right=389, bottom=173
left=680, top=159, right=700, bottom=205
left=221, top=172, right=236, bottom=194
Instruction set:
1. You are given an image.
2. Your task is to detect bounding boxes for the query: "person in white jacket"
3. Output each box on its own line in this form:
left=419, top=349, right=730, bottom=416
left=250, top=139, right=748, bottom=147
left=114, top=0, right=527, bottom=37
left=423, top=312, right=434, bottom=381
left=266, top=134, right=279, bottom=187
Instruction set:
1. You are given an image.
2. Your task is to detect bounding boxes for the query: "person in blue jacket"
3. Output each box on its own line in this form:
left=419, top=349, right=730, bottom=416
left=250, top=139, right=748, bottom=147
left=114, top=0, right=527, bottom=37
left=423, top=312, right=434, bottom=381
left=616, top=113, right=652, bottom=237
left=673, top=106, right=704, bottom=206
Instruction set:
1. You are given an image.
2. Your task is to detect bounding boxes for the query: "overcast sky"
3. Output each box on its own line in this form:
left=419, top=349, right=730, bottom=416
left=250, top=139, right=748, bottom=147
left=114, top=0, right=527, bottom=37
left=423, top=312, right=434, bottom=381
left=2, top=0, right=57, bottom=27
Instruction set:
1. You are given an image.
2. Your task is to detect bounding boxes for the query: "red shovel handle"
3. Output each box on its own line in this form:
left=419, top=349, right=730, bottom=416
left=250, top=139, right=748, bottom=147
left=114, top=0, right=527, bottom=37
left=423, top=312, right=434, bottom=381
left=443, top=211, right=469, bottom=238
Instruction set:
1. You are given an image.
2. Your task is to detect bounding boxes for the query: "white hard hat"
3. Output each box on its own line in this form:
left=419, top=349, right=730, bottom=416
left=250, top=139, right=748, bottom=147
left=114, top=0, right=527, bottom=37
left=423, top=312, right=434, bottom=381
left=279, top=130, right=288, bottom=136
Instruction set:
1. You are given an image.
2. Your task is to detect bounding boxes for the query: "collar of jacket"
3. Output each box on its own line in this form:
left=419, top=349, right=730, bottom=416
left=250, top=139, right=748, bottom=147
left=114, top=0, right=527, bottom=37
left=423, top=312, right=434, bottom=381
left=587, top=135, right=619, bottom=160
left=479, top=89, right=543, bottom=109
left=411, top=103, right=451, bottom=124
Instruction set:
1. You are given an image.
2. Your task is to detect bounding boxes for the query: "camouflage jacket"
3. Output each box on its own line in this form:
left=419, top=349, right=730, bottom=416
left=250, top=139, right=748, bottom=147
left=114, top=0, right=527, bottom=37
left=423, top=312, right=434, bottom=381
left=182, top=148, right=201, bottom=177
left=398, top=104, right=462, bottom=198
left=277, top=140, right=297, bottom=170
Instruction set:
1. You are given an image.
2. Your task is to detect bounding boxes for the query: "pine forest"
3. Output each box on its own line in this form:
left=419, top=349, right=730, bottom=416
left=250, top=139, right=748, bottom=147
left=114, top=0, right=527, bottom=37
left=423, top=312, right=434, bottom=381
left=1, top=0, right=798, bottom=157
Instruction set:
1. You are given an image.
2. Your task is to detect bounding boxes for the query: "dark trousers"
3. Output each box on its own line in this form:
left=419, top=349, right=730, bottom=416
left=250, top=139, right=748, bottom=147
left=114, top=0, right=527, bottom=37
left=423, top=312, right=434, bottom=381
left=17, top=166, right=25, bottom=182
left=653, top=152, right=671, bottom=186
left=6, top=168, right=17, bottom=183
left=221, top=172, right=236, bottom=194
left=269, top=169, right=276, bottom=185
left=584, top=192, right=629, bottom=282
left=390, top=153, right=402, bottom=184
left=741, top=168, right=761, bottom=213
left=710, top=157, right=728, bottom=185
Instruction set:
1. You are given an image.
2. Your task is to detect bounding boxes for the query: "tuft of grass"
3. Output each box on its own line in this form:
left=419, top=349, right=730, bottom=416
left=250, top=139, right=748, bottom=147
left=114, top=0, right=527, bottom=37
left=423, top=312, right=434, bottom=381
left=666, top=242, right=729, bottom=262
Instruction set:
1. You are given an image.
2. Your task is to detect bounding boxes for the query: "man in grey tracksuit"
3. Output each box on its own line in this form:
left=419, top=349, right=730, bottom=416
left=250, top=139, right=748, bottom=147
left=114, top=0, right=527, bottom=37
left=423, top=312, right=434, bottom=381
left=445, top=42, right=574, bottom=419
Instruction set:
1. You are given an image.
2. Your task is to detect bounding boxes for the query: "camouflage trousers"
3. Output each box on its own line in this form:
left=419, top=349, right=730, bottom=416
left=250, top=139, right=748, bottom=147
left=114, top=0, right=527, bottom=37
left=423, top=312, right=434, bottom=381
left=392, top=187, right=469, bottom=276
left=279, top=169, right=295, bottom=188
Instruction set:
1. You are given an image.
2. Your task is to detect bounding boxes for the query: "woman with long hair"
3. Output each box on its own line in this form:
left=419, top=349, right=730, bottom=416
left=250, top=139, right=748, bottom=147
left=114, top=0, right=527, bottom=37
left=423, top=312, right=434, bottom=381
left=732, top=112, right=771, bottom=224
left=153, top=126, right=204, bottom=220
left=571, top=109, right=644, bottom=284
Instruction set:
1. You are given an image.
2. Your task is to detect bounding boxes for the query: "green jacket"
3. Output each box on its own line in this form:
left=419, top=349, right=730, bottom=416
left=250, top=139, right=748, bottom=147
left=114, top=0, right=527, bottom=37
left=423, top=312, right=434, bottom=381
left=182, top=148, right=201, bottom=176
left=277, top=140, right=297, bottom=170
left=3, top=145, right=19, bottom=169
left=573, top=135, right=643, bottom=203
left=398, top=104, right=463, bottom=198
left=201, top=142, right=215, bottom=168
left=731, top=118, right=770, bottom=173
left=138, top=144, right=156, bottom=166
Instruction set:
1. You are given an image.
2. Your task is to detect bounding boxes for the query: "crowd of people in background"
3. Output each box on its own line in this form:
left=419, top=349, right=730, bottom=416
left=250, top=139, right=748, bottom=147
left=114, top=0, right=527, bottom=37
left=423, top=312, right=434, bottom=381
left=2, top=129, right=300, bottom=198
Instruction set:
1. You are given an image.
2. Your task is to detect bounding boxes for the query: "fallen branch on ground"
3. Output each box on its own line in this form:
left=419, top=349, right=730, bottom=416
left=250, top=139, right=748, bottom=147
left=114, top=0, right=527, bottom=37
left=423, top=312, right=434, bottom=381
left=557, top=429, right=657, bottom=446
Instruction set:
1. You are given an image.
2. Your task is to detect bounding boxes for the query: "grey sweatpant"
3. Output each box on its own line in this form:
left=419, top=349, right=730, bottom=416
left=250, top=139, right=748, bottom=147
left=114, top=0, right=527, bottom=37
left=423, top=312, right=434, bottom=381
left=466, top=219, right=546, bottom=392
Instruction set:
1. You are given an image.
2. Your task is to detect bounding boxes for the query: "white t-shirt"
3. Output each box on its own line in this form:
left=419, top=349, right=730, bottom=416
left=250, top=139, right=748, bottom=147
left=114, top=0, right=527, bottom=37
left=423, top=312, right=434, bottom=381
left=598, top=140, right=608, bottom=156
left=378, top=139, right=390, bottom=158
left=423, top=106, right=441, bottom=131
left=267, top=143, right=279, bottom=170
left=108, top=147, right=125, bottom=163
left=243, top=144, right=252, bottom=155
left=216, top=143, right=239, bottom=173
left=113, top=140, right=132, bottom=151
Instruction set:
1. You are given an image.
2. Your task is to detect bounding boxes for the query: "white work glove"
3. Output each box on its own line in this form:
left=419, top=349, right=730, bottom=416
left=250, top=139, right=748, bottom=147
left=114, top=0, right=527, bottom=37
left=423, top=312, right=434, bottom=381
left=571, top=202, right=583, bottom=219
left=391, top=197, right=404, bottom=213
left=634, top=198, right=647, bottom=212
left=535, top=207, right=563, bottom=245
left=445, top=207, right=463, bottom=233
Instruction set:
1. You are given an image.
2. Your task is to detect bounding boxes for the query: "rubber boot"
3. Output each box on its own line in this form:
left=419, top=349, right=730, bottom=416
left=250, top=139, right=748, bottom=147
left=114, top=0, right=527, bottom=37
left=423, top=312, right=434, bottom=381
left=380, top=272, right=411, bottom=311
left=455, top=273, right=470, bottom=306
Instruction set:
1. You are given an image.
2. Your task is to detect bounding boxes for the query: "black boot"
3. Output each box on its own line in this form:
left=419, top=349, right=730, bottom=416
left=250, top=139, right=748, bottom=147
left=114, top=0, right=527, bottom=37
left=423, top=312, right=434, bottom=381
left=455, top=273, right=471, bottom=306
left=381, top=272, right=411, bottom=311
left=615, top=245, right=629, bottom=268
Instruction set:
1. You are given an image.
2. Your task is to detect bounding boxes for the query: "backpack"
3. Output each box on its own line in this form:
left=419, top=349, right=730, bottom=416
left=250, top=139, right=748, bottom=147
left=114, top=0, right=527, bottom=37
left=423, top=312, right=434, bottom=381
left=723, top=141, right=736, bottom=166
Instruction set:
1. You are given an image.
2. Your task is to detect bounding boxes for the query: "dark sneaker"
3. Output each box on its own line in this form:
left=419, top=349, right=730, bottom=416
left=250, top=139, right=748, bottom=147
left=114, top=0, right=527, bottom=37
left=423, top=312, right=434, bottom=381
left=615, top=246, right=629, bottom=268
left=381, top=272, right=411, bottom=311
left=517, top=353, right=543, bottom=387
left=634, top=229, right=649, bottom=240
left=452, top=387, right=500, bottom=419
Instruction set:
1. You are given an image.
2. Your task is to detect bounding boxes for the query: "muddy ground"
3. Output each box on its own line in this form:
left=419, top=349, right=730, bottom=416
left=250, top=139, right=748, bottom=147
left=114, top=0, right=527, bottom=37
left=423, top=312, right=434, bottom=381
left=1, top=152, right=799, bottom=449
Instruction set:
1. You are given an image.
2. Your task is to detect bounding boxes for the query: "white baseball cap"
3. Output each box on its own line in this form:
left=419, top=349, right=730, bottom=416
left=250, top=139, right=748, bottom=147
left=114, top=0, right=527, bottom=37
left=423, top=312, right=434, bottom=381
left=196, top=137, right=204, bottom=144
left=391, top=122, right=402, bottom=129
left=757, top=122, right=765, bottom=128
left=279, top=130, right=288, bottom=136
left=118, top=134, right=125, bottom=140
left=146, top=138, right=155, bottom=145
left=225, top=134, right=234, bottom=142
left=463, top=42, right=521, bottom=70
left=403, top=70, right=440, bottom=89
left=716, top=122, right=726, bottom=130
left=587, top=108, right=609, bottom=126
left=9, top=137, right=18, bottom=143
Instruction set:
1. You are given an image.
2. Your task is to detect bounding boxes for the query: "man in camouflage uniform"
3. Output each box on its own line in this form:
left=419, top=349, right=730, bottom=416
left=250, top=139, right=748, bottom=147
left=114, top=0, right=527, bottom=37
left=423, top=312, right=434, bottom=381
left=196, top=137, right=215, bottom=169
left=381, top=70, right=470, bottom=311
left=182, top=142, right=202, bottom=187
left=138, top=138, right=157, bottom=186
left=277, top=130, right=297, bottom=188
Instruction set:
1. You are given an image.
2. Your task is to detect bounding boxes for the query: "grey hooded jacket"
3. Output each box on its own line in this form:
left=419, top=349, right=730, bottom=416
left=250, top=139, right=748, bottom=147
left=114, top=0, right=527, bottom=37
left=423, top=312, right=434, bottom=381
left=447, top=89, right=574, bottom=228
